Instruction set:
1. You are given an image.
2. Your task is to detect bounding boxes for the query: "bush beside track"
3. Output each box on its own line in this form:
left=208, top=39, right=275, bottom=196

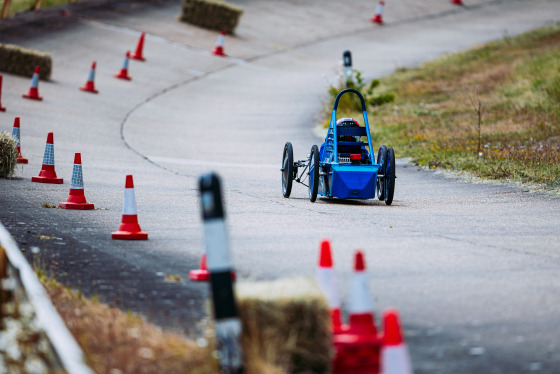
left=179, top=0, right=243, bottom=34
left=331, top=23, right=560, bottom=190
left=0, top=43, right=52, bottom=80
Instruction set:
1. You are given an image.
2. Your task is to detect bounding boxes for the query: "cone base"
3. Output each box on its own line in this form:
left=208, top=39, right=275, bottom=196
left=114, top=72, right=132, bottom=81
left=450, top=0, right=463, bottom=5
left=112, top=230, right=148, bottom=240
left=189, top=269, right=210, bottom=281
left=22, top=94, right=43, bottom=101
left=80, top=86, right=98, bottom=94
left=32, top=176, right=63, bottom=184
left=212, top=47, right=226, bottom=57
left=17, top=157, right=28, bottom=164
left=188, top=270, right=236, bottom=281
left=130, top=54, right=145, bottom=61
left=59, top=201, right=95, bottom=210
left=0, top=106, right=5, bottom=112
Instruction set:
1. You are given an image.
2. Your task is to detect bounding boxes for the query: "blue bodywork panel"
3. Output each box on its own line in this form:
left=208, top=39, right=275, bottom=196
left=319, top=164, right=379, bottom=199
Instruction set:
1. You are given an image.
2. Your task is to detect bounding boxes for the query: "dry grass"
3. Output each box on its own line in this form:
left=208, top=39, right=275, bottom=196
left=331, top=23, right=560, bottom=188
left=43, top=280, right=216, bottom=374
left=0, top=131, right=18, bottom=179
left=41, top=277, right=333, bottom=374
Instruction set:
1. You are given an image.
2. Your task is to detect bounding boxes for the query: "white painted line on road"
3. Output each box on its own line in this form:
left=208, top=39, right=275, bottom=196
left=148, top=155, right=276, bottom=169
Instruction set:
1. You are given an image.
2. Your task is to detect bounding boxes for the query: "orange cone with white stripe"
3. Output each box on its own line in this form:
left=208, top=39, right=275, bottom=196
left=332, top=250, right=382, bottom=373
left=112, top=175, right=148, bottom=240
left=212, top=30, right=227, bottom=57
left=347, top=250, right=377, bottom=336
left=0, top=75, right=6, bottom=111
left=131, top=32, right=146, bottom=61
left=11, top=117, right=28, bottom=164
left=32, top=132, right=63, bottom=184
left=371, top=0, right=385, bottom=24
left=189, top=254, right=210, bottom=281
left=381, top=309, right=413, bottom=374
left=316, top=239, right=343, bottom=333
left=115, top=51, right=132, bottom=81
left=22, top=66, right=43, bottom=101
left=59, top=153, right=94, bottom=210
left=80, top=61, right=99, bottom=93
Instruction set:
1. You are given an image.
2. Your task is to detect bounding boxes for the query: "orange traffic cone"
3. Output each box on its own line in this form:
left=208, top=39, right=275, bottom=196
left=371, top=0, right=385, bottom=24
left=115, top=51, right=132, bottom=81
left=32, top=132, right=63, bottom=184
left=316, top=239, right=343, bottom=333
left=347, top=251, right=377, bottom=336
left=189, top=254, right=210, bottom=281
left=112, top=175, right=148, bottom=240
left=80, top=61, right=99, bottom=93
left=22, top=65, right=43, bottom=101
left=381, top=309, right=413, bottom=374
left=332, top=250, right=382, bottom=374
left=59, top=153, right=94, bottom=210
left=450, top=0, right=464, bottom=5
left=131, top=32, right=146, bottom=61
left=190, top=253, right=236, bottom=282
left=0, top=74, right=6, bottom=111
left=212, top=30, right=227, bottom=57
left=11, top=117, right=28, bottom=164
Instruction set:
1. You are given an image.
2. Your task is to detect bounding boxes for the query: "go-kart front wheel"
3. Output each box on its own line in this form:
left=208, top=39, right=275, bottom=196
left=377, top=145, right=387, bottom=200
left=281, top=142, right=294, bottom=198
left=308, top=145, right=320, bottom=202
left=384, top=147, right=396, bottom=205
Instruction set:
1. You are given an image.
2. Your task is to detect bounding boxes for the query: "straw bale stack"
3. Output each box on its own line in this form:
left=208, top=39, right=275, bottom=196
left=0, top=132, right=17, bottom=178
left=0, top=43, right=52, bottom=80
left=179, top=0, right=243, bottom=34
left=236, top=277, right=332, bottom=374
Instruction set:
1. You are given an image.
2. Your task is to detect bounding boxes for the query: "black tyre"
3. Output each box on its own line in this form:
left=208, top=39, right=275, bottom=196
left=385, top=147, right=396, bottom=205
left=281, top=142, right=294, bottom=198
left=377, top=145, right=388, bottom=200
left=308, top=145, right=320, bottom=202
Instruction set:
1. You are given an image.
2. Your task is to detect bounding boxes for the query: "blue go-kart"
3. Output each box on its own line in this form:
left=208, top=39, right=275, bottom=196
left=281, top=88, right=396, bottom=205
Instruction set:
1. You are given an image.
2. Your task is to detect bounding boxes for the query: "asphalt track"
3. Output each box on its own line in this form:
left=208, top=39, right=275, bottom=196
left=1, top=0, right=560, bottom=372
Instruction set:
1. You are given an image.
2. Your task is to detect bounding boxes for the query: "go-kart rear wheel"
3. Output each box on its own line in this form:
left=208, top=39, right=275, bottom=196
left=384, top=147, right=396, bottom=205
left=282, top=142, right=294, bottom=198
left=308, top=145, right=320, bottom=202
left=377, top=145, right=388, bottom=200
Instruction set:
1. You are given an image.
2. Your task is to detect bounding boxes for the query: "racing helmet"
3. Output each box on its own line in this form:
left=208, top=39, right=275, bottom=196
left=337, top=117, right=360, bottom=142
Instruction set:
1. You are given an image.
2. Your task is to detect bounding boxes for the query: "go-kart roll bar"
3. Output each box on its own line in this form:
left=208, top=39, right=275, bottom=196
left=329, top=89, right=375, bottom=165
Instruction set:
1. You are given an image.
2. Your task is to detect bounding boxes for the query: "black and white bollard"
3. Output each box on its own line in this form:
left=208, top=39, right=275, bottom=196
left=343, top=50, right=353, bottom=88
left=199, top=173, right=244, bottom=374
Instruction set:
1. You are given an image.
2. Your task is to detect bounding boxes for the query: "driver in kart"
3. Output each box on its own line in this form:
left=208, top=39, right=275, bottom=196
left=319, top=118, right=362, bottom=161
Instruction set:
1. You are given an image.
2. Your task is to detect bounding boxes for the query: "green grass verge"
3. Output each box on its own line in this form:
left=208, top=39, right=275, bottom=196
left=327, top=22, right=560, bottom=189
left=5, top=0, right=85, bottom=17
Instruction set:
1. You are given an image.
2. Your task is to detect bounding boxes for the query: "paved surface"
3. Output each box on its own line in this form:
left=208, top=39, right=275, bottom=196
left=1, top=0, right=560, bottom=372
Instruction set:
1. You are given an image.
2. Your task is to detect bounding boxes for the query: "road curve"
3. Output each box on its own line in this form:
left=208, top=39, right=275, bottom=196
left=1, top=0, right=560, bottom=372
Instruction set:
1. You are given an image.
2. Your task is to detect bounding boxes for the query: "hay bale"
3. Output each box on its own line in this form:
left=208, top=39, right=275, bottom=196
left=179, top=0, right=243, bottom=34
left=0, top=132, right=18, bottom=178
left=0, top=43, right=52, bottom=80
left=236, top=277, right=332, bottom=374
